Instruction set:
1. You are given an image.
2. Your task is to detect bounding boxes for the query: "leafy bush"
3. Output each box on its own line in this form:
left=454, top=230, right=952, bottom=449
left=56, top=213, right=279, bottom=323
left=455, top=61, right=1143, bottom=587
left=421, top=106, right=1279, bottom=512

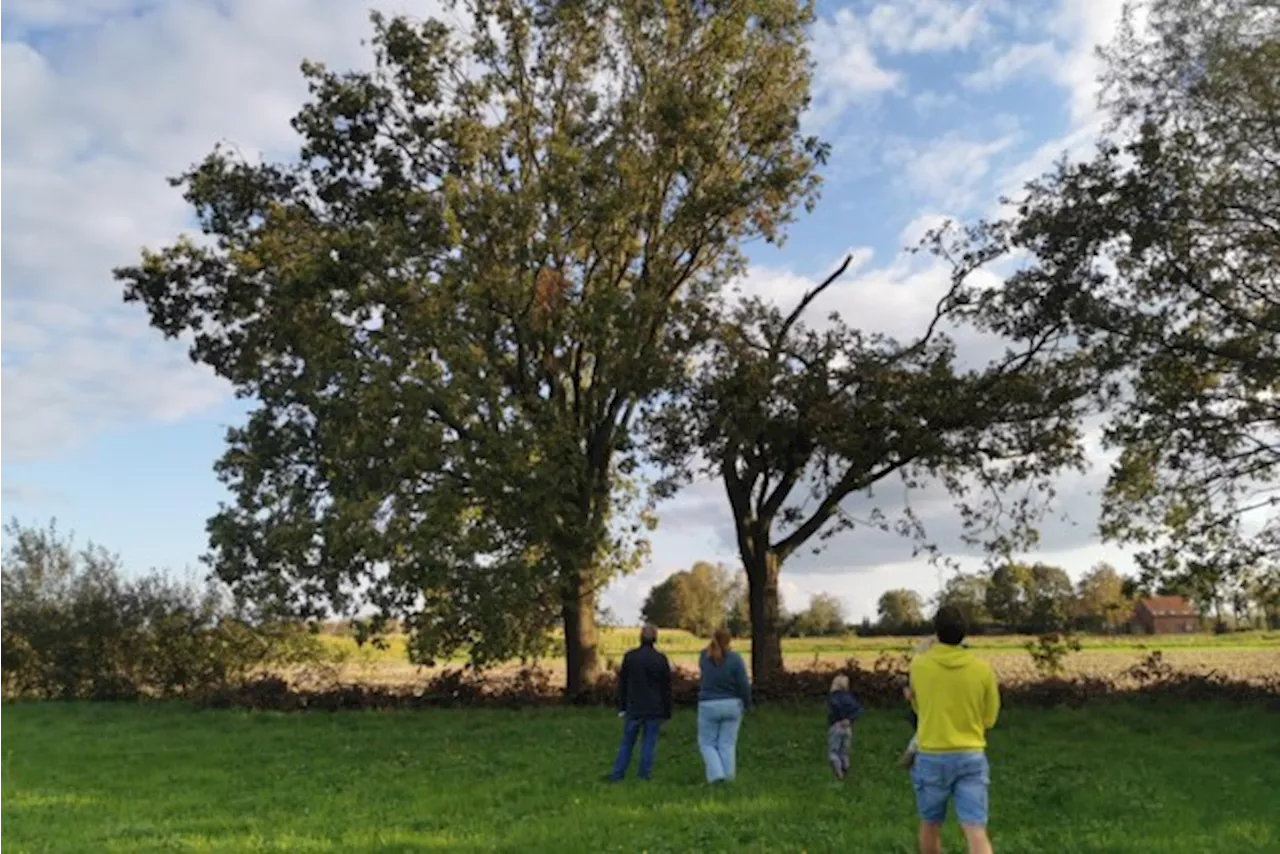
left=1025, top=632, right=1084, bottom=677
left=1, top=519, right=331, bottom=700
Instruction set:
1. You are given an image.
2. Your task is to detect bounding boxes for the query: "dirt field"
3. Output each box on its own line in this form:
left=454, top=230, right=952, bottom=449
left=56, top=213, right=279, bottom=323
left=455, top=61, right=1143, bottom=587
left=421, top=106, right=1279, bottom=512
left=304, top=630, right=1279, bottom=688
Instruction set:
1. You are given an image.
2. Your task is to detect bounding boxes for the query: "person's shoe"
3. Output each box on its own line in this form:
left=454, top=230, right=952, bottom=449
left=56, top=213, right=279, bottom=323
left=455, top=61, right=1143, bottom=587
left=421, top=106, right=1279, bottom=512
left=603, top=774, right=623, bottom=783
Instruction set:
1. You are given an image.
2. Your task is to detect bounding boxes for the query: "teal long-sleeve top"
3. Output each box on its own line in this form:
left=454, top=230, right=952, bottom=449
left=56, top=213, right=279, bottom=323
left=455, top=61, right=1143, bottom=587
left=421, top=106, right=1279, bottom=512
left=698, top=649, right=752, bottom=707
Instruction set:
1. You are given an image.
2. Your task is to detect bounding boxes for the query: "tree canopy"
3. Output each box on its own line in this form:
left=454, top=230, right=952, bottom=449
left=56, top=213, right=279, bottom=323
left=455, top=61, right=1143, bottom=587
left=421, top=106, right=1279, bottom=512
left=984, top=561, right=1075, bottom=633
left=960, top=0, right=1279, bottom=590
left=116, top=0, right=826, bottom=695
left=876, top=588, right=925, bottom=632
left=790, top=591, right=847, bottom=637
left=937, top=571, right=989, bottom=629
left=651, top=235, right=1095, bottom=679
left=639, top=561, right=736, bottom=637
left=1074, top=563, right=1132, bottom=632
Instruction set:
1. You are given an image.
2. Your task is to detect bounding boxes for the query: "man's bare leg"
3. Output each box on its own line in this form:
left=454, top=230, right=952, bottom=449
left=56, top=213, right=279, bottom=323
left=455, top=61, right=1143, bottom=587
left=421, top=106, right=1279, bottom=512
left=962, top=824, right=993, bottom=854
left=918, top=822, right=943, bottom=854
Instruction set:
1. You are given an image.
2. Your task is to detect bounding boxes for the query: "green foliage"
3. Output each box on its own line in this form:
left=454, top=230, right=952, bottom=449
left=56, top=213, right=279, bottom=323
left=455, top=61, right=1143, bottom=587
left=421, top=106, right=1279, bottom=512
left=1027, top=563, right=1074, bottom=633
left=0, top=519, right=328, bottom=700
left=875, top=588, right=925, bottom=632
left=985, top=562, right=1075, bottom=633
left=115, top=1, right=828, bottom=692
left=1074, top=563, right=1133, bottom=632
left=1025, top=632, right=1083, bottom=678
left=789, top=592, right=847, bottom=637
left=959, top=0, right=1280, bottom=588
left=1251, top=570, right=1280, bottom=629
left=639, top=561, right=736, bottom=636
left=985, top=562, right=1033, bottom=630
left=652, top=218, right=1094, bottom=678
left=724, top=573, right=752, bottom=636
left=938, top=571, right=990, bottom=629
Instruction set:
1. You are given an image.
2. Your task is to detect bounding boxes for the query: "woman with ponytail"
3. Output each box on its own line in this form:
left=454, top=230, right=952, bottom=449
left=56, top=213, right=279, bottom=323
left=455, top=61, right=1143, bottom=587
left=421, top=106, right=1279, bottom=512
left=696, top=627, right=752, bottom=783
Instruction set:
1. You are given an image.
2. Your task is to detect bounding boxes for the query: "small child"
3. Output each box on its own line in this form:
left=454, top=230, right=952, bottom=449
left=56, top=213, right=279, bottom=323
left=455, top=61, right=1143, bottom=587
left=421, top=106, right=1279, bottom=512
left=826, top=674, right=863, bottom=780
left=900, top=687, right=921, bottom=770
left=899, top=637, right=935, bottom=770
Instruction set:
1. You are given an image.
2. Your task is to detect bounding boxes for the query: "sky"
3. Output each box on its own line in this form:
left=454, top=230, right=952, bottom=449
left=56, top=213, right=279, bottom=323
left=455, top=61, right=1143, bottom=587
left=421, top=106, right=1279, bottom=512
left=1, top=0, right=1142, bottom=625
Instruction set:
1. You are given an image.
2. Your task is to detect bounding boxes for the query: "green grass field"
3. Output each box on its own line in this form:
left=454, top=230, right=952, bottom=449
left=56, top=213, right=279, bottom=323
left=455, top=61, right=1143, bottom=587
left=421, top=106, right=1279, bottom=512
left=4, top=701, right=1277, bottom=853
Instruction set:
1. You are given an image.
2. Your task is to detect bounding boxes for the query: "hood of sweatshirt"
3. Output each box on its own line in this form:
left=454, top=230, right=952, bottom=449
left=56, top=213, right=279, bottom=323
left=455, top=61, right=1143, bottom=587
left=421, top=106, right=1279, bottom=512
left=924, top=642, right=975, bottom=669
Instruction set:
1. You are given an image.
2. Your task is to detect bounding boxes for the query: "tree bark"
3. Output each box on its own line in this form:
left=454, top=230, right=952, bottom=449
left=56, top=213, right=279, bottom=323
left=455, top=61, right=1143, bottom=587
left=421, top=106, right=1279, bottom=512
left=562, top=576, right=600, bottom=700
left=744, top=547, right=784, bottom=683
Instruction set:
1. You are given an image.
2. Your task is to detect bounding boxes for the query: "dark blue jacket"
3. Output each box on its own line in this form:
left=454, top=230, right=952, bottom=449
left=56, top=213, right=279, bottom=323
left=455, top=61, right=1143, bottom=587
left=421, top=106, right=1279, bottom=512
left=698, top=650, right=752, bottom=707
left=827, top=690, right=863, bottom=726
left=617, top=642, right=673, bottom=719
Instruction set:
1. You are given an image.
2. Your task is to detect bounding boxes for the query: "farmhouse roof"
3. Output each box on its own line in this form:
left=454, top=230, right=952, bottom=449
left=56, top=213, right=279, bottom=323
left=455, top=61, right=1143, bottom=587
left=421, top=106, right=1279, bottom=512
left=1137, top=596, right=1197, bottom=616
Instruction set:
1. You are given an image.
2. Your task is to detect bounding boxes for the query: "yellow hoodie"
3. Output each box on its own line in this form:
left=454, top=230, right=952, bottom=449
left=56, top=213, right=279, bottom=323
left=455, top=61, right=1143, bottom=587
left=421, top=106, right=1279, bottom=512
left=909, top=643, right=1000, bottom=753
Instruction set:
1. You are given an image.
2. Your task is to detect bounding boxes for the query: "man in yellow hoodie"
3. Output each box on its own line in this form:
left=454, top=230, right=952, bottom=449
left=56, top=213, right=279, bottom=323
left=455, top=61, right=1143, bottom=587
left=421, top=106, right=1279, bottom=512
left=908, top=605, right=1000, bottom=854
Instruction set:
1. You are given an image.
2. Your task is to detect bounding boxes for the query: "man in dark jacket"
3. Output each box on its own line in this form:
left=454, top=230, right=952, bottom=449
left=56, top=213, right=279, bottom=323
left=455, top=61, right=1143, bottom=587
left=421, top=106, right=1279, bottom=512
left=607, top=625, right=673, bottom=781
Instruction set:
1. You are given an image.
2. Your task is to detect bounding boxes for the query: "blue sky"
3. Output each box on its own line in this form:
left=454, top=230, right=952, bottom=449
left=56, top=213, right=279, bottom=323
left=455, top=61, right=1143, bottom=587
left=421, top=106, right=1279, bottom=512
left=1, top=0, right=1138, bottom=623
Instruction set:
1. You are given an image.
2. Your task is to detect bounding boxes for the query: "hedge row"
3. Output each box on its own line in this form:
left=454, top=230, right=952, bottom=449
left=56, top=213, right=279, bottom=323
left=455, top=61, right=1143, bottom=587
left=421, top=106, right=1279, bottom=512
left=202, top=652, right=1280, bottom=712
left=1, top=524, right=335, bottom=702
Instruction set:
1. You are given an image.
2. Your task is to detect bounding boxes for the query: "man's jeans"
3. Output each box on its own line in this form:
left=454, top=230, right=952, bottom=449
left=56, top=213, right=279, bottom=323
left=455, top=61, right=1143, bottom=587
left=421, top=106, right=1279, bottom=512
left=610, top=716, right=662, bottom=780
left=911, top=751, right=990, bottom=827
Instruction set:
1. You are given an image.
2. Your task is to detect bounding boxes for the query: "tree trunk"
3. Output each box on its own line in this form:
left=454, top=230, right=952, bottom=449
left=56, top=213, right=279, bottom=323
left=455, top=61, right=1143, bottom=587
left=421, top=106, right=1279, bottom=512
left=562, top=576, right=600, bottom=700
left=744, top=548, right=784, bottom=683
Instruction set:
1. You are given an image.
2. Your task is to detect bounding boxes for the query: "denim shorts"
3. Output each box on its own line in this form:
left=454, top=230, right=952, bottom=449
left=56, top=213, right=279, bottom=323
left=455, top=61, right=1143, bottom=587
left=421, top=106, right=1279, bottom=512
left=910, top=752, right=990, bottom=827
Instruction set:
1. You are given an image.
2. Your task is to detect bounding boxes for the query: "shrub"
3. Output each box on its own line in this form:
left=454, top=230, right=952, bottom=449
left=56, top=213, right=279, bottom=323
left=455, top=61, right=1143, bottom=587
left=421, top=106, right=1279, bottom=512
left=199, top=654, right=1280, bottom=713
left=1025, top=632, right=1083, bottom=677
left=1, top=519, right=331, bottom=700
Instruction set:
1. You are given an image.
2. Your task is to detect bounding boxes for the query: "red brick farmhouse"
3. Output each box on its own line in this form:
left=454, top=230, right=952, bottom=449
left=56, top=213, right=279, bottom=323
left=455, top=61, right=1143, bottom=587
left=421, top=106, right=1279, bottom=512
left=1131, top=596, right=1199, bottom=634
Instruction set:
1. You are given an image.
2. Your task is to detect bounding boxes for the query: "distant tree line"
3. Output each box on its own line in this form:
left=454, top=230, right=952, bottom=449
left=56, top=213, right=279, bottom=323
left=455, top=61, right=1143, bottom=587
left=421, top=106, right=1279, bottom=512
left=867, top=561, right=1279, bottom=635
left=921, top=563, right=1128, bottom=636
left=641, top=558, right=1280, bottom=639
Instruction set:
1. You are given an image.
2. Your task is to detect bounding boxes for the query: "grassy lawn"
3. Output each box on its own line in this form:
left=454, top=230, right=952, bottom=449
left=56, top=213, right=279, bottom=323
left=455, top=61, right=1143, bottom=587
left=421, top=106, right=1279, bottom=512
left=4, top=701, right=1277, bottom=853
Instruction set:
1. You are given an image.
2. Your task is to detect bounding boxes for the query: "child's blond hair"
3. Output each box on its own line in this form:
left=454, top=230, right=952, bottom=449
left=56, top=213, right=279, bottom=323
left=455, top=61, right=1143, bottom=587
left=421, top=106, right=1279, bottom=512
left=830, top=674, right=850, bottom=693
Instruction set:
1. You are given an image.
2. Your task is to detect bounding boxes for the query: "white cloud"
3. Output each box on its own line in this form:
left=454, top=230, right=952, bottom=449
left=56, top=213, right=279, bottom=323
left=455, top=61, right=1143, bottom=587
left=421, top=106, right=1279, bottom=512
left=866, top=0, right=992, bottom=54
left=807, top=8, right=902, bottom=129
left=1048, top=0, right=1129, bottom=126
left=911, top=89, right=961, bottom=117
left=898, top=212, right=954, bottom=247
left=884, top=127, right=1021, bottom=211
left=0, top=0, right=161, bottom=31
left=807, top=0, right=1003, bottom=130
left=961, top=40, right=1059, bottom=90
left=0, top=0, right=447, bottom=462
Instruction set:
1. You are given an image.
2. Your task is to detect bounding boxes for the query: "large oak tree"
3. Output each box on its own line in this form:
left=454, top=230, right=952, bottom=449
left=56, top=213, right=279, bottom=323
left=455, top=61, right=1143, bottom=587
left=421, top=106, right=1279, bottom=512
left=116, top=0, right=826, bottom=696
